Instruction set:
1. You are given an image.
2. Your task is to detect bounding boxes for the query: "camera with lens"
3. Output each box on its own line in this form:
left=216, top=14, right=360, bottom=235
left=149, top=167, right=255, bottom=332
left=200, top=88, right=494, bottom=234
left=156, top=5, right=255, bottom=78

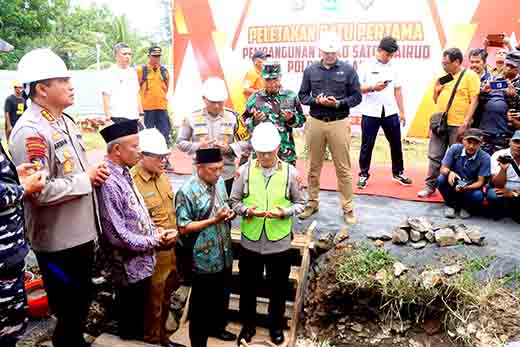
left=497, top=154, right=515, bottom=165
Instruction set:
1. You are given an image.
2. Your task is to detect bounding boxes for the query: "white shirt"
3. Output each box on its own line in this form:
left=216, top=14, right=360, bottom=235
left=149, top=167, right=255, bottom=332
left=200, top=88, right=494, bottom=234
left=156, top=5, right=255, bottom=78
left=491, top=148, right=520, bottom=191
left=357, top=57, right=401, bottom=118
left=102, top=66, right=140, bottom=120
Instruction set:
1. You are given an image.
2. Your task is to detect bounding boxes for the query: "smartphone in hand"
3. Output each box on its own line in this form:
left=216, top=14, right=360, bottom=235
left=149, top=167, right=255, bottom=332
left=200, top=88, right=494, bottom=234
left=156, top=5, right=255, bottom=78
left=490, top=80, right=508, bottom=90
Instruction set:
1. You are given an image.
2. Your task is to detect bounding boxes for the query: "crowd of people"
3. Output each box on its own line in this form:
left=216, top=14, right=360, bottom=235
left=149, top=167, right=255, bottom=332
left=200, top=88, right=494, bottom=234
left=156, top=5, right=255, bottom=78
left=1, top=30, right=520, bottom=347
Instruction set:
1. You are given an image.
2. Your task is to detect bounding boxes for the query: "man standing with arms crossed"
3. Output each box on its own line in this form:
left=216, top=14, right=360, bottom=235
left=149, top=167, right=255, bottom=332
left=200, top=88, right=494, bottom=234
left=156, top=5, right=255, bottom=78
left=298, top=32, right=362, bottom=224
left=4, top=80, right=26, bottom=141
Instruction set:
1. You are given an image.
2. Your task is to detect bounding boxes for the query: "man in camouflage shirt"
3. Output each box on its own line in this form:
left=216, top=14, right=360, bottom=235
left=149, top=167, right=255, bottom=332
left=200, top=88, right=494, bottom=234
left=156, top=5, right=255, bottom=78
left=242, top=62, right=306, bottom=166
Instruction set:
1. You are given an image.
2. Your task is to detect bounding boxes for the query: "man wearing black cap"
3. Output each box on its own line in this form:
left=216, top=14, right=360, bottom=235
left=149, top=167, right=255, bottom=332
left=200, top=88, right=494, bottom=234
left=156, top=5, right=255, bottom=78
left=97, top=120, right=176, bottom=341
left=137, top=46, right=172, bottom=145
left=243, top=50, right=271, bottom=98
left=437, top=128, right=491, bottom=219
left=357, top=36, right=412, bottom=189
left=175, top=148, right=236, bottom=347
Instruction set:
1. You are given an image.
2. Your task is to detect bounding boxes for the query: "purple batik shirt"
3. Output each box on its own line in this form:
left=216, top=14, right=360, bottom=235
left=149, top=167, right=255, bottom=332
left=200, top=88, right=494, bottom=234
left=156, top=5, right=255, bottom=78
left=98, top=158, right=159, bottom=286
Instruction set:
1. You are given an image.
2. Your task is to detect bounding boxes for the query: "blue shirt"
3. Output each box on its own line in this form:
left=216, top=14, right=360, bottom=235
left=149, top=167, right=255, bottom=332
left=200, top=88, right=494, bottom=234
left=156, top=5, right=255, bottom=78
left=175, top=176, right=233, bottom=274
left=442, top=144, right=491, bottom=182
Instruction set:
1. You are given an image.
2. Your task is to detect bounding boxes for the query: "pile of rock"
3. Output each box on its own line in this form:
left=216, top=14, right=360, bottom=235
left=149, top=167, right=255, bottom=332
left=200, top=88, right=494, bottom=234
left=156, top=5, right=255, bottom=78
left=367, top=217, right=484, bottom=249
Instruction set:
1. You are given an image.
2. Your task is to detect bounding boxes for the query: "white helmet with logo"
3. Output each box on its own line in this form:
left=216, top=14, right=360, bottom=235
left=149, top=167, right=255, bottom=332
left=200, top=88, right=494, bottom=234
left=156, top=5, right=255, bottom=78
left=319, top=32, right=341, bottom=53
left=17, top=48, right=71, bottom=85
left=251, top=122, right=281, bottom=152
left=202, top=77, right=228, bottom=102
left=139, top=128, right=170, bottom=156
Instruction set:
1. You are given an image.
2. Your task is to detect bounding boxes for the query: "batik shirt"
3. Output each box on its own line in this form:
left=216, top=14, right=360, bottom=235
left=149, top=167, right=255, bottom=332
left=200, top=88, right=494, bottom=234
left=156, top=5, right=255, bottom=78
left=175, top=176, right=232, bottom=274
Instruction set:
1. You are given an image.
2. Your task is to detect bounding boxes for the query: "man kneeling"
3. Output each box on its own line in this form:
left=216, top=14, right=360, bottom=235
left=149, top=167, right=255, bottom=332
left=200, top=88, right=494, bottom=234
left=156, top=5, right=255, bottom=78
left=437, top=128, right=490, bottom=219
left=230, top=122, right=305, bottom=344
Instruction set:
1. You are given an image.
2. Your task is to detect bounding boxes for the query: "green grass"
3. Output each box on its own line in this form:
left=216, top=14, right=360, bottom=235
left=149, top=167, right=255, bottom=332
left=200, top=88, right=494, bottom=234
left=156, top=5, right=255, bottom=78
left=81, top=131, right=105, bottom=151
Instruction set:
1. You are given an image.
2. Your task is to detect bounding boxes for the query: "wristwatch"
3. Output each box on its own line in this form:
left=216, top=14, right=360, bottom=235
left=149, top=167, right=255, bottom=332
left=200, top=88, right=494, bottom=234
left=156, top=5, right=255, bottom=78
left=512, top=191, right=519, bottom=198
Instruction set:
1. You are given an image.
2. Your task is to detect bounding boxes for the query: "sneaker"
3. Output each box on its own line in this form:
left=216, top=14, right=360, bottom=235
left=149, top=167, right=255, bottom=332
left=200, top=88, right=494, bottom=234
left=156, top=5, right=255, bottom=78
left=393, top=173, right=413, bottom=186
left=357, top=176, right=369, bottom=189
left=444, top=207, right=456, bottom=219
left=459, top=209, right=471, bottom=219
left=344, top=210, right=358, bottom=224
left=299, top=205, right=319, bottom=219
left=417, top=186, right=435, bottom=198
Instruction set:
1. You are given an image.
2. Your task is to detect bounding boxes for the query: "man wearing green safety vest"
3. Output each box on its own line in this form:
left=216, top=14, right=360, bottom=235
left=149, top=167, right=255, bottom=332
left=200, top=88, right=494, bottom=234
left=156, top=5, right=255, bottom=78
left=230, top=122, right=305, bottom=345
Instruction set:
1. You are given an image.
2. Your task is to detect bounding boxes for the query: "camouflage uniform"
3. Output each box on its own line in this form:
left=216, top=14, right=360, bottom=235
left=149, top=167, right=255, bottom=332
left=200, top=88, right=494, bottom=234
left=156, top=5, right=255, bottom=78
left=242, top=63, right=306, bottom=166
left=0, top=143, right=28, bottom=347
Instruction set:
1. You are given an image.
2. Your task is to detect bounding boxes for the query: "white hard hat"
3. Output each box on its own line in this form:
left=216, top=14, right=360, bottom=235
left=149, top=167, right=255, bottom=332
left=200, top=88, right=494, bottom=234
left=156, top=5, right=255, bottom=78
left=251, top=122, right=281, bottom=152
left=17, top=48, right=71, bottom=84
left=139, top=128, right=170, bottom=156
left=202, top=77, right=228, bottom=102
left=319, top=32, right=341, bottom=53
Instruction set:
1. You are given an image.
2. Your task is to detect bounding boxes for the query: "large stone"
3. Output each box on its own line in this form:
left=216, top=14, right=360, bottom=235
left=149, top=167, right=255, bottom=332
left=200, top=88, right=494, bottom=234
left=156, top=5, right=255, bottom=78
left=93, top=334, right=159, bottom=347
left=410, top=229, right=423, bottom=242
left=435, top=228, right=457, bottom=247
left=411, top=240, right=427, bottom=249
left=420, top=270, right=443, bottom=289
left=454, top=225, right=471, bottom=243
left=392, top=228, right=409, bottom=244
left=367, top=229, right=393, bottom=241
left=442, top=264, right=462, bottom=276
left=465, top=227, right=484, bottom=245
left=407, top=217, right=433, bottom=233
left=334, top=227, right=350, bottom=245
left=393, top=262, right=408, bottom=277
left=425, top=231, right=435, bottom=242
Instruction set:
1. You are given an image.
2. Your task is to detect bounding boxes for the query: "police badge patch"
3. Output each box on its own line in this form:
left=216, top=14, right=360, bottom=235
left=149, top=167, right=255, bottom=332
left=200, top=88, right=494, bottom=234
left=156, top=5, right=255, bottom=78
left=26, top=136, right=47, bottom=171
left=357, top=0, right=375, bottom=10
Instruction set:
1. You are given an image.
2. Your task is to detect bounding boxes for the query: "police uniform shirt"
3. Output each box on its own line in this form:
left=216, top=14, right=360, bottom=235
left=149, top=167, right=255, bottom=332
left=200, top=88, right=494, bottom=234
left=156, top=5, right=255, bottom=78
left=9, top=102, right=98, bottom=252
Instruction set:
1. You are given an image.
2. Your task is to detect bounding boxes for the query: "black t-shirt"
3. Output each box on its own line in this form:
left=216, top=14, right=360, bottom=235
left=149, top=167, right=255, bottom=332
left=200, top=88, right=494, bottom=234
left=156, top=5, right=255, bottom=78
left=4, top=95, right=27, bottom=127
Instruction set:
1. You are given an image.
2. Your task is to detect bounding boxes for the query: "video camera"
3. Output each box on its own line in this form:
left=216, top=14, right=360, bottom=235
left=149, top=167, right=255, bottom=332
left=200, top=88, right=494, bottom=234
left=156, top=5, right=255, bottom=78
left=497, top=154, right=520, bottom=176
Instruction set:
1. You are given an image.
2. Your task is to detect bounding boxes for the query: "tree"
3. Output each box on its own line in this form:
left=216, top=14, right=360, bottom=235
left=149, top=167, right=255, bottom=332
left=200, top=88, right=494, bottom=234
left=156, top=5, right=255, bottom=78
left=0, top=0, right=54, bottom=69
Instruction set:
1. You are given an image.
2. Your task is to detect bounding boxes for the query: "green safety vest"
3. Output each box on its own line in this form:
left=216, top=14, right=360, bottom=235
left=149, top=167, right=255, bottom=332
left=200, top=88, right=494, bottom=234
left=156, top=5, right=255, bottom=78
left=240, top=160, right=293, bottom=241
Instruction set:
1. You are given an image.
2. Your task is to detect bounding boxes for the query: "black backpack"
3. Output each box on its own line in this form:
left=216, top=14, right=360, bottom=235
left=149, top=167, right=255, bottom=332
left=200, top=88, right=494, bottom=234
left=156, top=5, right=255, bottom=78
left=140, top=64, right=168, bottom=89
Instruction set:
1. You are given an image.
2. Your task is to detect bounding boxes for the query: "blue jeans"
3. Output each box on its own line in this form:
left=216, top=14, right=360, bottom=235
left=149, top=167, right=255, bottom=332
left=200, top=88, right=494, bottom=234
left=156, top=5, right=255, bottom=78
left=359, top=114, right=404, bottom=177
left=144, top=110, right=171, bottom=145
left=487, top=187, right=520, bottom=220
left=437, top=175, right=484, bottom=211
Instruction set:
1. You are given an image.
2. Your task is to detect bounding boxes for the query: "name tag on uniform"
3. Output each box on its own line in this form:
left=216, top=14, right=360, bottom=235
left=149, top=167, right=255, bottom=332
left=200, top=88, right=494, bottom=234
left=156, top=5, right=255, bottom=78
left=221, top=126, right=233, bottom=135
left=144, top=191, right=156, bottom=198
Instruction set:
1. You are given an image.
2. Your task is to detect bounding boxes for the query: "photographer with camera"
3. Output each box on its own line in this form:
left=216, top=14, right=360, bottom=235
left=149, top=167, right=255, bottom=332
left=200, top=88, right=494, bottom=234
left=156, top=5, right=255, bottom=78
left=487, top=130, right=520, bottom=222
left=437, top=128, right=491, bottom=219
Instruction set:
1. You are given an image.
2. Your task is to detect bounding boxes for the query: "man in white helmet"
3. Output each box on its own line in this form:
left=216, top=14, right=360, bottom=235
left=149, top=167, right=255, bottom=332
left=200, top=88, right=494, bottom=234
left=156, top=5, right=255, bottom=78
left=298, top=32, right=362, bottom=224
left=176, top=77, right=250, bottom=195
left=131, top=128, right=179, bottom=346
left=229, top=122, right=305, bottom=345
left=9, top=48, right=110, bottom=347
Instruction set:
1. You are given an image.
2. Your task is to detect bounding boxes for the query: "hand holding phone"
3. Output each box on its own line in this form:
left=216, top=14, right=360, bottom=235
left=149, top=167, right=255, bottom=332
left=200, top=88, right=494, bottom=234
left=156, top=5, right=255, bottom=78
left=489, top=80, right=508, bottom=90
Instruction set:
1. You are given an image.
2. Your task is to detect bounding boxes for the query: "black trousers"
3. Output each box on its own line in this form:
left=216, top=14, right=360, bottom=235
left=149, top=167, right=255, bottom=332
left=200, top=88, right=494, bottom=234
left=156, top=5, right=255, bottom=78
left=359, top=113, right=404, bottom=177
left=189, top=268, right=231, bottom=347
left=115, top=277, right=151, bottom=340
left=35, top=241, right=95, bottom=347
left=144, top=110, right=171, bottom=145
left=239, top=247, right=291, bottom=330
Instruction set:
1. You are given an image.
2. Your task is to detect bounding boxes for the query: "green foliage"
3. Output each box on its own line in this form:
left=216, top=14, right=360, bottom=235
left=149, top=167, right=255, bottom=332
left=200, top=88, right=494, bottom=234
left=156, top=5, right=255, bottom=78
left=336, top=244, right=395, bottom=286
left=0, top=0, right=54, bottom=68
left=0, top=0, right=167, bottom=70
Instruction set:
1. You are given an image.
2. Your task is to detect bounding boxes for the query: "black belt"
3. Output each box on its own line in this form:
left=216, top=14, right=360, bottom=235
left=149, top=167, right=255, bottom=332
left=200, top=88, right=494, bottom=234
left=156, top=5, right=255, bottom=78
left=312, top=115, right=347, bottom=122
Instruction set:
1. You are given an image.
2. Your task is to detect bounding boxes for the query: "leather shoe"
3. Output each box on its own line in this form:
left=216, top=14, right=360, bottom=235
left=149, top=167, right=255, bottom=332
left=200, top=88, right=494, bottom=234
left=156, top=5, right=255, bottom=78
left=209, top=329, right=237, bottom=341
left=270, top=329, right=285, bottom=344
left=237, top=326, right=256, bottom=346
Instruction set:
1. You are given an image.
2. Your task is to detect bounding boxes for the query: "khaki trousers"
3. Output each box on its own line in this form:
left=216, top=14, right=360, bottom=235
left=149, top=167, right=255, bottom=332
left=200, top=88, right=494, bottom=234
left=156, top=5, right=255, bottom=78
left=144, top=249, right=179, bottom=344
left=306, top=117, right=353, bottom=213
